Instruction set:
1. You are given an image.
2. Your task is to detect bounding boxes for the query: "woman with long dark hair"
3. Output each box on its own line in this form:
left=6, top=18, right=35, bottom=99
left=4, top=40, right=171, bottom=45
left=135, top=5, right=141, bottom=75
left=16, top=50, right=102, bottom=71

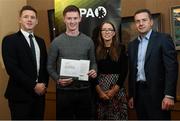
left=95, top=21, right=128, bottom=120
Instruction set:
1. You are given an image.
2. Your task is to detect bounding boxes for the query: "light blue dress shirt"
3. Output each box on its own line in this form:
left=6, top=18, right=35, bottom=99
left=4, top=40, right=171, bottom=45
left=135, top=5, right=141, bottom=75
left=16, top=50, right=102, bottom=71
left=136, top=29, right=174, bottom=99
left=137, top=29, right=152, bottom=82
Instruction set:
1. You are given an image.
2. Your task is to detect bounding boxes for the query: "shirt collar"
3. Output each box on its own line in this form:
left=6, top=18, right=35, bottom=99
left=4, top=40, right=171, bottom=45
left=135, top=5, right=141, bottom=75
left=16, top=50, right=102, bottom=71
left=138, top=29, right=152, bottom=41
left=20, top=29, right=34, bottom=38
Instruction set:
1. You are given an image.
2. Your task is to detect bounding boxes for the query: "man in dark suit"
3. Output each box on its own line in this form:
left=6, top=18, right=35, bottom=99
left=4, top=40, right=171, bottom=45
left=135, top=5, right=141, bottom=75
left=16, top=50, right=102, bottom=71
left=2, top=5, right=49, bottom=120
left=128, top=9, right=178, bottom=120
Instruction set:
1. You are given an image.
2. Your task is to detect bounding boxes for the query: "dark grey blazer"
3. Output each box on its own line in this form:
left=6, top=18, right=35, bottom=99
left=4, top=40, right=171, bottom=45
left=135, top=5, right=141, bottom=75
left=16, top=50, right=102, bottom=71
left=128, top=31, right=178, bottom=104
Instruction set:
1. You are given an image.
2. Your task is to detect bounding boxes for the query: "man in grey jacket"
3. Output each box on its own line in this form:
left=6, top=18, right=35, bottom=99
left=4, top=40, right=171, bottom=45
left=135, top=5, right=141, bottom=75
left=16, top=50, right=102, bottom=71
left=47, top=5, right=97, bottom=120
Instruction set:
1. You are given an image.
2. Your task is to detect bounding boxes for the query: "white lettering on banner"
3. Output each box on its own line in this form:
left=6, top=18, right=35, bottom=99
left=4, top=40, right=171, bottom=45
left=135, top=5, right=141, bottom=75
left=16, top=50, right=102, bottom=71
left=79, top=8, right=87, bottom=16
left=79, top=6, right=107, bottom=18
left=86, top=8, right=94, bottom=17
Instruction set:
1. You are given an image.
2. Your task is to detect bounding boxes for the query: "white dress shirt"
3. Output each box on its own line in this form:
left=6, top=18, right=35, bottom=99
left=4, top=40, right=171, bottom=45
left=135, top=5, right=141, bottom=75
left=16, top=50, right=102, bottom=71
left=21, top=29, right=40, bottom=81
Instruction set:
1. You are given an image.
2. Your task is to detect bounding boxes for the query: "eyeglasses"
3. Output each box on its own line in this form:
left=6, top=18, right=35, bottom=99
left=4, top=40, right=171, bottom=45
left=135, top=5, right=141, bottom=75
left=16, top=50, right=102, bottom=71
left=101, top=29, right=114, bottom=32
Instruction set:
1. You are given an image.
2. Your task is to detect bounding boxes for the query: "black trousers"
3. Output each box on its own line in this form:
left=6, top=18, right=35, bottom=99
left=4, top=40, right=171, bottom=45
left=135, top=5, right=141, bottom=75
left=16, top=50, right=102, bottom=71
left=135, top=82, right=170, bottom=120
left=8, top=96, right=45, bottom=120
left=56, top=88, right=93, bottom=120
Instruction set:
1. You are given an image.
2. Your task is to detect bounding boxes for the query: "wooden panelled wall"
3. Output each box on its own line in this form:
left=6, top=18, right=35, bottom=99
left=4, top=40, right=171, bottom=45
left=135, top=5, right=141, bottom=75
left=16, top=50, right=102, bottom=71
left=121, top=0, right=180, bottom=119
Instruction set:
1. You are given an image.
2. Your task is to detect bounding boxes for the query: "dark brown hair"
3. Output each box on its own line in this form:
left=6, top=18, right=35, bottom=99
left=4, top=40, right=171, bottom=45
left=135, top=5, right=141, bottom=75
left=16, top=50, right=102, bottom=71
left=63, top=5, right=80, bottom=16
left=134, top=8, right=152, bottom=20
left=19, top=5, right=37, bottom=17
left=96, top=21, right=120, bottom=61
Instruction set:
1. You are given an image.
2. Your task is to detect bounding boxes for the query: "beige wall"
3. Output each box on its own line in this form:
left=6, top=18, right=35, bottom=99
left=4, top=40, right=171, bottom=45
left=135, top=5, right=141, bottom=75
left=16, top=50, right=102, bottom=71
left=0, top=0, right=54, bottom=119
left=0, top=0, right=27, bottom=119
left=27, top=0, right=54, bottom=48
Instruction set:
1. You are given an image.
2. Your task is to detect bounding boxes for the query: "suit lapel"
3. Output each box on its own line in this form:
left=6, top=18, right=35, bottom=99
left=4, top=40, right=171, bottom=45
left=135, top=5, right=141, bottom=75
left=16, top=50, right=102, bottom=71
left=17, top=31, right=37, bottom=66
left=133, top=39, right=140, bottom=68
left=145, top=31, right=156, bottom=65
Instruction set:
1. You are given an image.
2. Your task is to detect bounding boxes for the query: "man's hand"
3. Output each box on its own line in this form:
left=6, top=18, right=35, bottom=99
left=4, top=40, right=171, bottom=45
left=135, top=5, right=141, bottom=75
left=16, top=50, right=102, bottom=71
left=128, top=97, right=134, bottom=109
left=57, top=78, right=73, bottom=87
left=162, top=97, right=174, bottom=110
left=87, top=69, right=97, bottom=78
left=34, top=83, right=46, bottom=95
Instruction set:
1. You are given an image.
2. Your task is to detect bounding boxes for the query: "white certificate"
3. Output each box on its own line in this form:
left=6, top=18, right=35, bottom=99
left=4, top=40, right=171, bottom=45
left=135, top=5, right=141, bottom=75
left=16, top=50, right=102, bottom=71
left=60, top=59, right=90, bottom=81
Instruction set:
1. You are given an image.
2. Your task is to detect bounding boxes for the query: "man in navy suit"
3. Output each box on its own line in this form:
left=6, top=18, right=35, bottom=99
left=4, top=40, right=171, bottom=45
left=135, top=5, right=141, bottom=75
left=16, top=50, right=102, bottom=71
left=2, top=5, right=49, bottom=120
left=128, top=9, right=178, bottom=120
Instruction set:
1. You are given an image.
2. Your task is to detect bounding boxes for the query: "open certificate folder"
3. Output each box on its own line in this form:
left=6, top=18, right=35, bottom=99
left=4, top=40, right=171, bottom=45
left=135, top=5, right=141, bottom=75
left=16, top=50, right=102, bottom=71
left=60, top=59, right=90, bottom=81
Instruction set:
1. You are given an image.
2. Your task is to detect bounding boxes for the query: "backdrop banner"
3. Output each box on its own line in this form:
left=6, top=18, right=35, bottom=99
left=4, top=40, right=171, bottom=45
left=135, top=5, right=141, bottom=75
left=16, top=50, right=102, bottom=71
left=54, top=0, right=121, bottom=43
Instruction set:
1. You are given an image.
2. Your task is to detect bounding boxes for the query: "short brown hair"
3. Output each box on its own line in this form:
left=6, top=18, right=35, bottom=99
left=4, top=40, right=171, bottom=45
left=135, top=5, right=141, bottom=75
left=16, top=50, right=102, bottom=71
left=63, top=5, right=80, bottom=16
left=134, top=8, right=152, bottom=20
left=19, top=5, right=37, bottom=17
